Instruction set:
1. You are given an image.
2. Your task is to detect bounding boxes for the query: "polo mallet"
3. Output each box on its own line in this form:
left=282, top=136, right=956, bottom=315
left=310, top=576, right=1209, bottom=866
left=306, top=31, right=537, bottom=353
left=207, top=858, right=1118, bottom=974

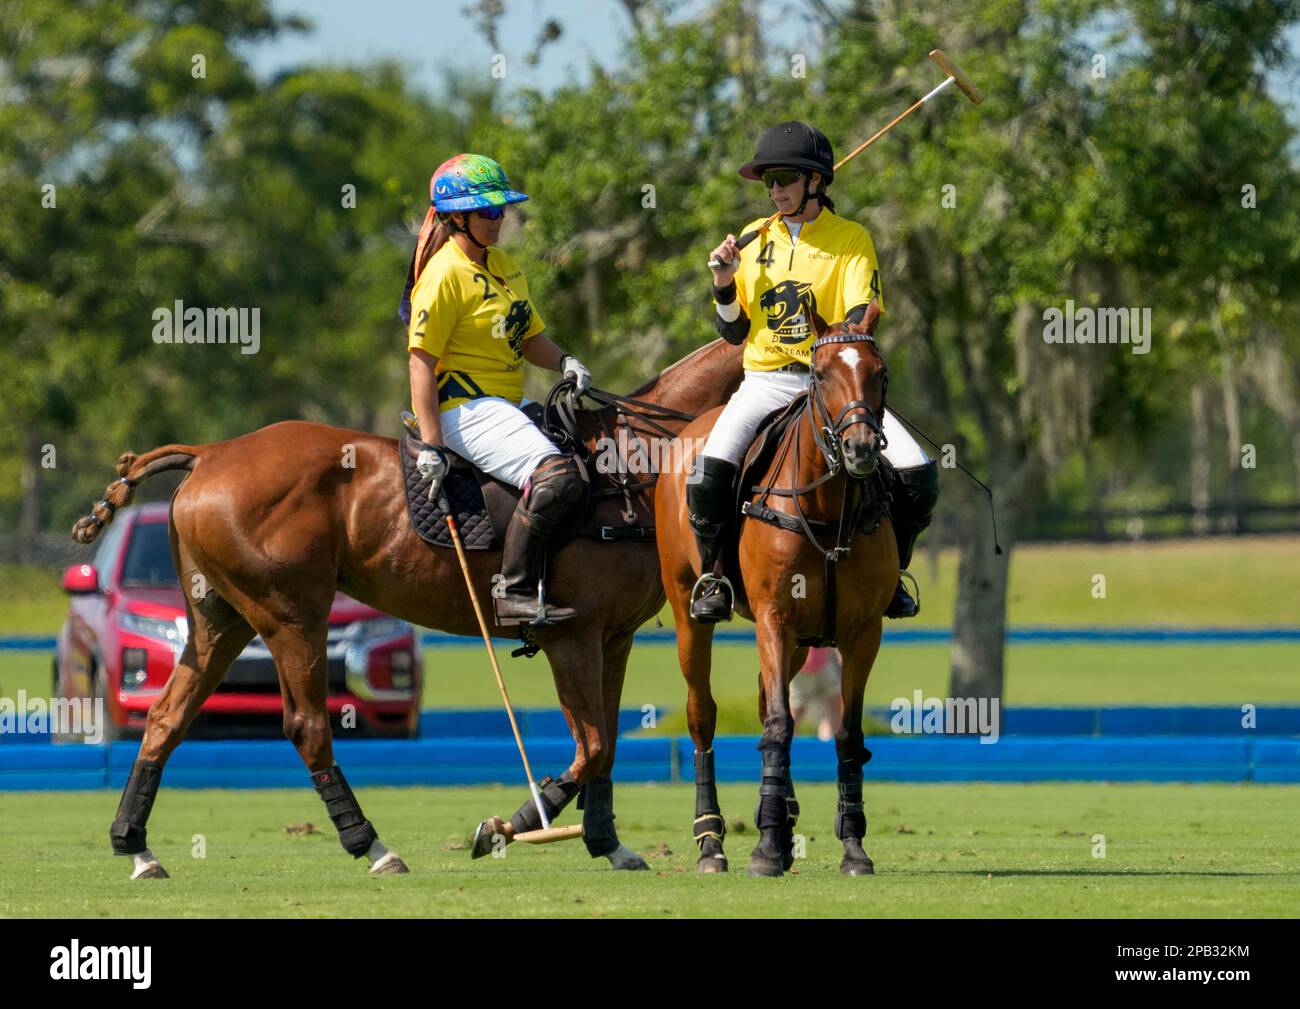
left=405, top=412, right=578, bottom=845
left=708, top=49, right=984, bottom=269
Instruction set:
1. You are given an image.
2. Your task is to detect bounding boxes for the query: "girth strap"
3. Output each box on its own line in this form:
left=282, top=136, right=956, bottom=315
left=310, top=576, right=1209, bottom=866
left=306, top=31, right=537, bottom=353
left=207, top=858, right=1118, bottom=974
left=599, top=525, right=656, bottom=541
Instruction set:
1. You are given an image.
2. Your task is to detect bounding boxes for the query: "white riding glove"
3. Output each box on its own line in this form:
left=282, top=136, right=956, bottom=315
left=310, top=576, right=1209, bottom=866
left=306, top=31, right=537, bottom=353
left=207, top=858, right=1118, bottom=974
left=417, top=446, right=449, bottom=501
left=560, top=354, right=592, bottom=395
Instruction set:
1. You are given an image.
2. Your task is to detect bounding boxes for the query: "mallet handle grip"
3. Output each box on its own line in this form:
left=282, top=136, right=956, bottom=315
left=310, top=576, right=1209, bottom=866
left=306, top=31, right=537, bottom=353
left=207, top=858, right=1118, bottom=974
left=708, top=229, right=760, bottom=270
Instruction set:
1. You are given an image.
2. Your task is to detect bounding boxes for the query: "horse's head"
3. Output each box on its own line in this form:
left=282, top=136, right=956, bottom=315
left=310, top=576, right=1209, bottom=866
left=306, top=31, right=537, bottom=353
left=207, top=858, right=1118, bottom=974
left=808, top=301, right=887, bottom=479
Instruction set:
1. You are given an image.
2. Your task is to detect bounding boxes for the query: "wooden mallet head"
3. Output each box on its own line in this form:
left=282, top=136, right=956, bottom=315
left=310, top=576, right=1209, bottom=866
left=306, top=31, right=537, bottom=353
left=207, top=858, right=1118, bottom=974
left=928, top=49, right=984, bottom=105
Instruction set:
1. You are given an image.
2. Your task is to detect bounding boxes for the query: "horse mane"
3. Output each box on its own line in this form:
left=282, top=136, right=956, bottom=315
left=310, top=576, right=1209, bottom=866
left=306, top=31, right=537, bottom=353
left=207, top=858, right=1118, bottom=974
left=627, top=338, right=729, bottom=399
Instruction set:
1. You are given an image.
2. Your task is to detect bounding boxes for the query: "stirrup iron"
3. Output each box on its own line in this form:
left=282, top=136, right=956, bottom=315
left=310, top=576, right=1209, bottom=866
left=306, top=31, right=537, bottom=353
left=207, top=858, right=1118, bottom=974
left=689, top=572, right=734, bottom=619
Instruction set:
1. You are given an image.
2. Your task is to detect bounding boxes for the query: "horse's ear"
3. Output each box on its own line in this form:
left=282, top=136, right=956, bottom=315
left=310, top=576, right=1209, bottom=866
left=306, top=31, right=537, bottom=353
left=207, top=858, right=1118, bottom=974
left=811, top=309, right=829, bottom=339
left=858, top=299, right=881, bottom=336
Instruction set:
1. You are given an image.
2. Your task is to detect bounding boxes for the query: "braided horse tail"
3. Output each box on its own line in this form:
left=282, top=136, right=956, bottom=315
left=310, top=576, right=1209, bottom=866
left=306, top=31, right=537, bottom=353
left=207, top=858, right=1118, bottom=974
left=71, top=444, right=205, bottom=544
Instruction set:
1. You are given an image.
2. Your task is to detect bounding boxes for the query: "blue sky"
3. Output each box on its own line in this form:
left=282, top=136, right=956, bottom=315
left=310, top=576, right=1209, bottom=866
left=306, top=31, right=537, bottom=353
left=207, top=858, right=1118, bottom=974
left=243, top=1, right=1299, bottom=133
left=243, top=0, right=654, bottom=95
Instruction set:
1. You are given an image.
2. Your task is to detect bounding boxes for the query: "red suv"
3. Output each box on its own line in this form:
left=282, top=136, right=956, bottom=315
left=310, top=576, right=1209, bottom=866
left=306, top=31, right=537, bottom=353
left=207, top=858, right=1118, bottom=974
left=55, top=503, right=422, bottom=740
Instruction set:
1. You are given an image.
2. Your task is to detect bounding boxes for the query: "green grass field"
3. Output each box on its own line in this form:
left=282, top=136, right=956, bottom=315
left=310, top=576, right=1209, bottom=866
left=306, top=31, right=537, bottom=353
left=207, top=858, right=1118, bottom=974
left=3, top=536, right=1297, bottom=919
left=6, top=536, right=1300, bottom=635
left=2, top=782, right=1296, bottom=918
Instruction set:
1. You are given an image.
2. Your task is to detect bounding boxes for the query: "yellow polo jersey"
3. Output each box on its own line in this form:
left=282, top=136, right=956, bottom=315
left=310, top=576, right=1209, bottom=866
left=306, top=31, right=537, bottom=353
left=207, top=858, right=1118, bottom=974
left=731, top=208, right=884, bottom=370
left=407, top=240, right=545, bottom=411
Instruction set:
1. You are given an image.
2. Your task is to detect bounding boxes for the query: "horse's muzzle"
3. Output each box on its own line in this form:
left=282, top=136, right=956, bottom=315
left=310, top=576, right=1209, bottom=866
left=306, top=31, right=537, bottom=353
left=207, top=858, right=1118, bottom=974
left=841, top=435, right=880, bottom=478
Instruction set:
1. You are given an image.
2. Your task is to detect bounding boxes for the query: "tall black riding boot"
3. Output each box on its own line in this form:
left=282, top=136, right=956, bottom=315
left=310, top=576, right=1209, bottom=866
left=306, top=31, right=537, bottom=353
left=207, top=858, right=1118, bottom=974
left=884, top=460, right=940, bottom=619
left=685, top=456, right=738, bottom=623
left=495, top=455, right=586, bottom=627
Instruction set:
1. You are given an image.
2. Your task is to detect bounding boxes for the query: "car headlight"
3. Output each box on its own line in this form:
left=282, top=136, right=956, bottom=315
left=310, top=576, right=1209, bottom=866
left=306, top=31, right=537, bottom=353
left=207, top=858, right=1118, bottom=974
left=121, top=612, right=185, bottom=645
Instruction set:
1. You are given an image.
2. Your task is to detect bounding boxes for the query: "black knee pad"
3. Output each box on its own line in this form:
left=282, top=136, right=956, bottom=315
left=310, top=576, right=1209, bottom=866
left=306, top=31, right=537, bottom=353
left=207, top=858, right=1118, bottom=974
left=521, top=456, right=588, bottom=536
left=894, top=460, right=940, bottom=530
left=581, top=776, right=619, bottom=858
left=110, top=759, right=163, bottom=856
left=507, top=772, right=580, bottom=834
left=686, top=457, right=738, bottom=533
left=910, top=459, right=941, bottom=515
left=311, top=764, right=377, bottom=858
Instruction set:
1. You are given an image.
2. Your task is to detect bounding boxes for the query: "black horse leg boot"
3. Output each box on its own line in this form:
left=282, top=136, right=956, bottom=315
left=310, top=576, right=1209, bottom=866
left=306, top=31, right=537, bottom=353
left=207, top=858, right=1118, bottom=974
left=885, top=459, right=940, bottom=619
left=495, top=455, right=586, bottom=626
left=686, top=456, right=738, bottom=623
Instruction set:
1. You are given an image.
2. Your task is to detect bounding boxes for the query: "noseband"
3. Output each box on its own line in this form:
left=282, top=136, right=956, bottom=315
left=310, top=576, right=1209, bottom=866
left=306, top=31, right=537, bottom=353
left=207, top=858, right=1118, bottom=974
left=808, top=332, right=888, bottom=476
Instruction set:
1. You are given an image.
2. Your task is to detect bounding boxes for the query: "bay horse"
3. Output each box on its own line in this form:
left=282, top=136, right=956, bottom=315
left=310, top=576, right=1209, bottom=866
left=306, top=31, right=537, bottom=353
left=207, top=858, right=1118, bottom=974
left=656, top=306, right=897, bottom=877
left=73, top=338, right=744, bottom=879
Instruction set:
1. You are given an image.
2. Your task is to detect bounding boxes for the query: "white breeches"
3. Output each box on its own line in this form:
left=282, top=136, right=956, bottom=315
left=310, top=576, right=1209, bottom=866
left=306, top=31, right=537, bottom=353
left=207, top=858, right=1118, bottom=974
left=700, top=369, right=929, bottom=470
left=439, top=396, right=560, bottom=489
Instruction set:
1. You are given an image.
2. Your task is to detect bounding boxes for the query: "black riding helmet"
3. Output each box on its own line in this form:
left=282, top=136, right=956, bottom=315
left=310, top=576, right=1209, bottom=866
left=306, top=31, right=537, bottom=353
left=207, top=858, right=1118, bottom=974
left=739, top=121, right=834, bottom=181
left=738, top=121, right=835, bottom=215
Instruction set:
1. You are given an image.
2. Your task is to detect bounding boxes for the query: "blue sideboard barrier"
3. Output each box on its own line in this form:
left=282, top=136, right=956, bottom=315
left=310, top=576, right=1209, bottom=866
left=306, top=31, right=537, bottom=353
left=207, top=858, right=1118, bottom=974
left=3, top=731, right=1297, bottom=789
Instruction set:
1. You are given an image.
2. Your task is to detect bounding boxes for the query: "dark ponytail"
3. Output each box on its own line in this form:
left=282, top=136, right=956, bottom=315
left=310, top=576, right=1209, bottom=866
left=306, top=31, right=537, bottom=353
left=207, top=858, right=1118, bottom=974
left=399, top=211, right=456, bottom=324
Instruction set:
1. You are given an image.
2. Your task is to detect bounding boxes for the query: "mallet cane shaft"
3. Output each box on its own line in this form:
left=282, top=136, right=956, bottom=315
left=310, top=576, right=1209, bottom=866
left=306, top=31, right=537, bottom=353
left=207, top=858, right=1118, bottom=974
left=439, top=495, right=553, bottom=831
left=708, top=49, right=983, bottom=269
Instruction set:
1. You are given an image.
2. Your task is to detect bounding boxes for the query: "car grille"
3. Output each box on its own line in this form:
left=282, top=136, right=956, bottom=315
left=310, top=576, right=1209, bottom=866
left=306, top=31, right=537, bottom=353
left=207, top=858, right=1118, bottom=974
left=216, top=640, right=350, bottom=694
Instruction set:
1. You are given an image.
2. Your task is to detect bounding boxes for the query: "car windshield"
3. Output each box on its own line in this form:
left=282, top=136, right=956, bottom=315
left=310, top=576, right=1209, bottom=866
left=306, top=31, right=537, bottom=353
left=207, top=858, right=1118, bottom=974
left=120, top=521, right=179, bottom=587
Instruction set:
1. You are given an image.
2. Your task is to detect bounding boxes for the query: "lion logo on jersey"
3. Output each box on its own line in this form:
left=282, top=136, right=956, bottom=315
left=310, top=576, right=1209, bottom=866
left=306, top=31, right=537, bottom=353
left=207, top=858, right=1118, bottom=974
left=759, top=280, right=818, bottom=344
left=503, top=299, right=532, bottom=360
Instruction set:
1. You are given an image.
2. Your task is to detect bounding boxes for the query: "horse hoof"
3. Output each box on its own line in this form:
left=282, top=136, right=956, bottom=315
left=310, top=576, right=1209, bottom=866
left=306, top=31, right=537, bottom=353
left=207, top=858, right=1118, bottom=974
left=606, top=845, right=651, bottom=871
left=747, top=854, right=784, bottom=878
left=698, top=853, right=729, bottom=874
left=369, top=852, right=410, bottom=876
left=841, top=857, right=875, bottom=876
left=471, top=817, right=508, bottom=859
left=131, top=861, right=169, bottom=880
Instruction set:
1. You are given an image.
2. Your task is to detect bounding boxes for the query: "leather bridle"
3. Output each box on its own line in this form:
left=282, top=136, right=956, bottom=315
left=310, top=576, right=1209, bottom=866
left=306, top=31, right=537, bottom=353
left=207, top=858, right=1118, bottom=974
left=808, top=332, right=888, bottom=477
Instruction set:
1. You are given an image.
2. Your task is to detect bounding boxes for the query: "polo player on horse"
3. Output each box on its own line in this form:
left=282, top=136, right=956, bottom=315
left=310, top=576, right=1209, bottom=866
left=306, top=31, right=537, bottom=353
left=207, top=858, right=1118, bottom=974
left=691, top=120, right=941, bottom=623
left=400, top=153, right=595, bottom=627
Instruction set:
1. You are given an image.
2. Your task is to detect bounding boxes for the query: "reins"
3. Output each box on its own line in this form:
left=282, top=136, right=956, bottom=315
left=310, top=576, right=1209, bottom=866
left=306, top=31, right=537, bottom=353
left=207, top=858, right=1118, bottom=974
left=543, top=379, right=700, bottom=529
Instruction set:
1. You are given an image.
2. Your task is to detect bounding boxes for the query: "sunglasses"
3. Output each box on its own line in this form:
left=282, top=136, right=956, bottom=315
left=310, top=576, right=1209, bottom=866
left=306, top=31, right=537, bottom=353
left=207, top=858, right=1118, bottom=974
left=761, top=168, right=805, bottom=189
left=472, top=205, right=507, bottom=221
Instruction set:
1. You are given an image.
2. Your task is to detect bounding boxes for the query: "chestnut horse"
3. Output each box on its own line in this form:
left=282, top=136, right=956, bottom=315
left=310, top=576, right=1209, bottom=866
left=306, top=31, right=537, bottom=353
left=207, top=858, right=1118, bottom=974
left=73, top=338, right=744, bottom=879
left=656, top=309, right=896, bottom=877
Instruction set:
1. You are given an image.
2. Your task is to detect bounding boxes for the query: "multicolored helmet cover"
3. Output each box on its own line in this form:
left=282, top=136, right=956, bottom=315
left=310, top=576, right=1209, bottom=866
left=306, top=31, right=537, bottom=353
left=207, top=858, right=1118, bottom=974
left=431, top=154, right=528, bottom=212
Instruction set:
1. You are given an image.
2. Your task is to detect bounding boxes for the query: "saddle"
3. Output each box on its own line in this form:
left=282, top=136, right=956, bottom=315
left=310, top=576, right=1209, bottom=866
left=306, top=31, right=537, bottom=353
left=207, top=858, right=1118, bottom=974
left=734, top=395, right=809, bottom=520
left=399, top=436, right=516, bottom=550
left=398, top=399, right=657, bottom=551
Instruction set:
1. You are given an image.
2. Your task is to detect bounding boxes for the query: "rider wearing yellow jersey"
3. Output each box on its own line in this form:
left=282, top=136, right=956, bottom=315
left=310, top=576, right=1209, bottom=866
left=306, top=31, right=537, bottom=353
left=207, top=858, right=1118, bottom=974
left=691, top=122, right=940, bottom=623
left=400, top=154, right=593, bottom=626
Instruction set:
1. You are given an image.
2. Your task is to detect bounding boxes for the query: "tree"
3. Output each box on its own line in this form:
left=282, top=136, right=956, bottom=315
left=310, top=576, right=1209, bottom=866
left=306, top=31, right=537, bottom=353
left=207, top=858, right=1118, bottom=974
left=817, top=0, right=1299, bottom=700
left=0, top=0, right=299, bottom=551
